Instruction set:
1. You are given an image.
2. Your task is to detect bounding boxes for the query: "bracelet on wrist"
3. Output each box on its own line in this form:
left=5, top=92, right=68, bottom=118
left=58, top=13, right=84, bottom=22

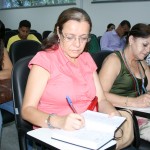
left=45, top=113, right=55, bottom=128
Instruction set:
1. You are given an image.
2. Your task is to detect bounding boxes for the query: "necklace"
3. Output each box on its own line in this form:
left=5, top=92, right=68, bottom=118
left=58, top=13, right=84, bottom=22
left=122, top=51, right=146, bottom=95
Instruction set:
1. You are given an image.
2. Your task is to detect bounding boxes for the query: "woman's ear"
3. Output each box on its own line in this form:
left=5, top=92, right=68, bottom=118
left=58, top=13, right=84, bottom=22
left=57, top=26, right=61, bottom=39
left=128, top=35, right=134, bottom=45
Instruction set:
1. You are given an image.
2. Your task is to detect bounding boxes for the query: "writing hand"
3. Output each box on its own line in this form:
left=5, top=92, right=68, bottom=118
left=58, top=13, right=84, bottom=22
left=59, top=113, right=85, bottom=131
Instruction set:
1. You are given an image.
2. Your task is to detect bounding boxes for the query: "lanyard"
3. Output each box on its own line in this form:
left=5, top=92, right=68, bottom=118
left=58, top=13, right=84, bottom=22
left=122, top=51, right=146, bottom=95
left=138, top=63, right=147, bottom=93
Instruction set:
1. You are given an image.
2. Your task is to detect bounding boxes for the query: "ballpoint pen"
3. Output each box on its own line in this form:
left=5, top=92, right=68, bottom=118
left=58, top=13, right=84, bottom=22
left=66, top=96, right=77, bottom=113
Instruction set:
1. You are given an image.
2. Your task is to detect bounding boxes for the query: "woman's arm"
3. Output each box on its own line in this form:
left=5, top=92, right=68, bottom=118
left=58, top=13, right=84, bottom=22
left=99, top=53, right=150, bottom=108
left=21, top=65, right=85, bottom=130
left=0, top=49, right=12, bottom=79
left=98, top=53, right=126, bottom=106
left=93, top=70, right=119, bottom=115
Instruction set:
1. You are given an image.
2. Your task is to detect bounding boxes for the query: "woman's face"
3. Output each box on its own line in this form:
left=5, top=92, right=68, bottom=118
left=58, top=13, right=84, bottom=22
left=130, top=36, right=150, bottom=60
left=57, top=20, right=90, bottom=62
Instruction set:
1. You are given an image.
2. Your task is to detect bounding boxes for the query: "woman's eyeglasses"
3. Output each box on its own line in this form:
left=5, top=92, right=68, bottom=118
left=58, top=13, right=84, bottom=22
left=61, top=32, right=91, bottom=43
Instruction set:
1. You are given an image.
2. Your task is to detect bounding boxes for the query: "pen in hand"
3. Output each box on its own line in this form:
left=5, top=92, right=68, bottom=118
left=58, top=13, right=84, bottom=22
left=66, top=96, right=77, bottom=113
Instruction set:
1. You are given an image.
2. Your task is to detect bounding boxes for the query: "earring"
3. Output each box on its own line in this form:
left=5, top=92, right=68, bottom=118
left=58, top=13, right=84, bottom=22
left=58, top=38, right=60, bottom=43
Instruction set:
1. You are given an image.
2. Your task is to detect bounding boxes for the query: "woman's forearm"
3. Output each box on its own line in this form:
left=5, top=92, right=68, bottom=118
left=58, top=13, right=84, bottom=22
left=98, top=99, right=118, bottom=114
left=21, top=106, right=49, bottom=128
left=0, top=69, right=12, bottom=79
left=104, top=92, right=135, bottom=107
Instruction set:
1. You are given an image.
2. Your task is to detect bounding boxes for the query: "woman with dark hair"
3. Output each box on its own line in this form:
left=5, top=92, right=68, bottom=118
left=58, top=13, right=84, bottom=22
left=99, top=23, right=150, bottom=142
left=0, top=20, right=13, bottom=139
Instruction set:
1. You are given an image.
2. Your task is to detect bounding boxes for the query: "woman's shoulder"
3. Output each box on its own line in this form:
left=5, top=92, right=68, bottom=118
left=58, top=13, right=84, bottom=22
left=100, top=52, right=121, bottom=75
left=80, top=52, right=95, bottom=62
left=1, top=48, right=12, bottom=71
left=100, top=51, right=121, bottom=71
left=80, top=52, right=97, bottom=70
left=104, top=51, right=120, bottom=64
left=4, top=48, right=12, bottom=62
left=36, top=49, right=55, bottom=56
left=29, top=50, right=56, bottom=71
left=81, top=51, right=90, bottom=56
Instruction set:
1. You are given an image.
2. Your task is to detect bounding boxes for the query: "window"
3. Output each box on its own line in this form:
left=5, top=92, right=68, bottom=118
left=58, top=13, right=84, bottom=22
left=1, top=0, right=76, bottom=9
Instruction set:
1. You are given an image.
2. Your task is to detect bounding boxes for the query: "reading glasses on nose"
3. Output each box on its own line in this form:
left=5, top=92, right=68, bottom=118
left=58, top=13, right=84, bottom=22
left=61, top=32, right=91, bottom=43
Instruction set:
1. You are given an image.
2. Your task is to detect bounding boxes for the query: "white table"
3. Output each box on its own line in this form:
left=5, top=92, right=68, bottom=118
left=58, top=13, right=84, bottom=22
left=27, top=128, right=116, bottom=150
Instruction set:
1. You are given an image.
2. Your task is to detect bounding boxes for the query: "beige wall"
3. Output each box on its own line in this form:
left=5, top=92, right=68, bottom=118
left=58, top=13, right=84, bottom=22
left=0, top=0, right=150, bottom=36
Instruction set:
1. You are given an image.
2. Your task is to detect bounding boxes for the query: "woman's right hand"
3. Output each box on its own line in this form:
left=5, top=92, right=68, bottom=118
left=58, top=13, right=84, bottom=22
left=55, top=113, right=85, bottom=131
left=132, top=94, right=150, bottom=107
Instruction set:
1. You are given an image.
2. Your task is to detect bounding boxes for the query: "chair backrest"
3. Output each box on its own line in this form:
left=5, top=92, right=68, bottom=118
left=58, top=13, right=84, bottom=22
left=42, top=30, right=52, bottom=40
left=5, top=28, right=11, bottom=32
left=9, top=40, right=41, bottom=65
left=90, top=50, right=113, bottom=73
left=30, top=32, right=42, bottom=42
left=12, top=55, right=33, bottom=150
left=4, top=30, right=18, bottom=47
left=30, top=29, right=37, bottom=33
left=88, top=34, right=100, bottom=54
left=97, top=36, right=102, bottom=50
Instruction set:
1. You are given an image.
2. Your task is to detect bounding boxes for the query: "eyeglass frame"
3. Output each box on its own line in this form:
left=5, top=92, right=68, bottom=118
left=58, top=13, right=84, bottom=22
left=60, top=31, right=91, bottom=43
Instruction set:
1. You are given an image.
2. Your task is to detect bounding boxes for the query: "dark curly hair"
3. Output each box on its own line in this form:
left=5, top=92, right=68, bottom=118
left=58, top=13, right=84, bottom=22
left=0, top=20, right=5, bottom=69
left=126, top=23, right=150, bottom=45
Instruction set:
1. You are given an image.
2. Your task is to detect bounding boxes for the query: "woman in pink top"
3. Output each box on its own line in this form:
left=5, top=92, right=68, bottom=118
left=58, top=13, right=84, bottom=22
left=22, top=7, right=119, bottom=131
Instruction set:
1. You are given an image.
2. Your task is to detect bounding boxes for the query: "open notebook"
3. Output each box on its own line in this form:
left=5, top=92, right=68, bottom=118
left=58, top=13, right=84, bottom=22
left=51, top=110, right=126, bottom=150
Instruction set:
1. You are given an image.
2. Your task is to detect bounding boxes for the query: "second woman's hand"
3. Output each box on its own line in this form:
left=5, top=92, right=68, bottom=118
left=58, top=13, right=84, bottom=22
left=133, top=94, right=150, bottom=107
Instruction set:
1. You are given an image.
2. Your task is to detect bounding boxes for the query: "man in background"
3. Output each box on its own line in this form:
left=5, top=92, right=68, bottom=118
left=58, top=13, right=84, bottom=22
left=100, top=20, right=131, bottom=51
left=7, top=20, right=41, bottom=51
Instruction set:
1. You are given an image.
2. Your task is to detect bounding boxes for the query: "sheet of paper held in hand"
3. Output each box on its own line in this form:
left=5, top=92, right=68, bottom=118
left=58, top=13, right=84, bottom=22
left=51, top=110, right=126, bottom=150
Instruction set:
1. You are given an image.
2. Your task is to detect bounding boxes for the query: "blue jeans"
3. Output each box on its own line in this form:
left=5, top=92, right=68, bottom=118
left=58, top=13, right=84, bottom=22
left=0, top=100, right=14, bottom=139
left=0, top=101, right=14, bottom=114
left=0, top=101, right=33, bottom=150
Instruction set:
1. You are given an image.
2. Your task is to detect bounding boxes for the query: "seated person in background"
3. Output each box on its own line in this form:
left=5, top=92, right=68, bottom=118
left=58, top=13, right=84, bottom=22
left=21, top=7, right=134, bottom=150
left=106, top=23, right=115, bottom=32
left=100, top=20, right=131, bottom=51
left=99, top=23, right=150, bottom=142
left=7, top=20, right=41, bottom=52
left=0, top=20, right=14, bottom=138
